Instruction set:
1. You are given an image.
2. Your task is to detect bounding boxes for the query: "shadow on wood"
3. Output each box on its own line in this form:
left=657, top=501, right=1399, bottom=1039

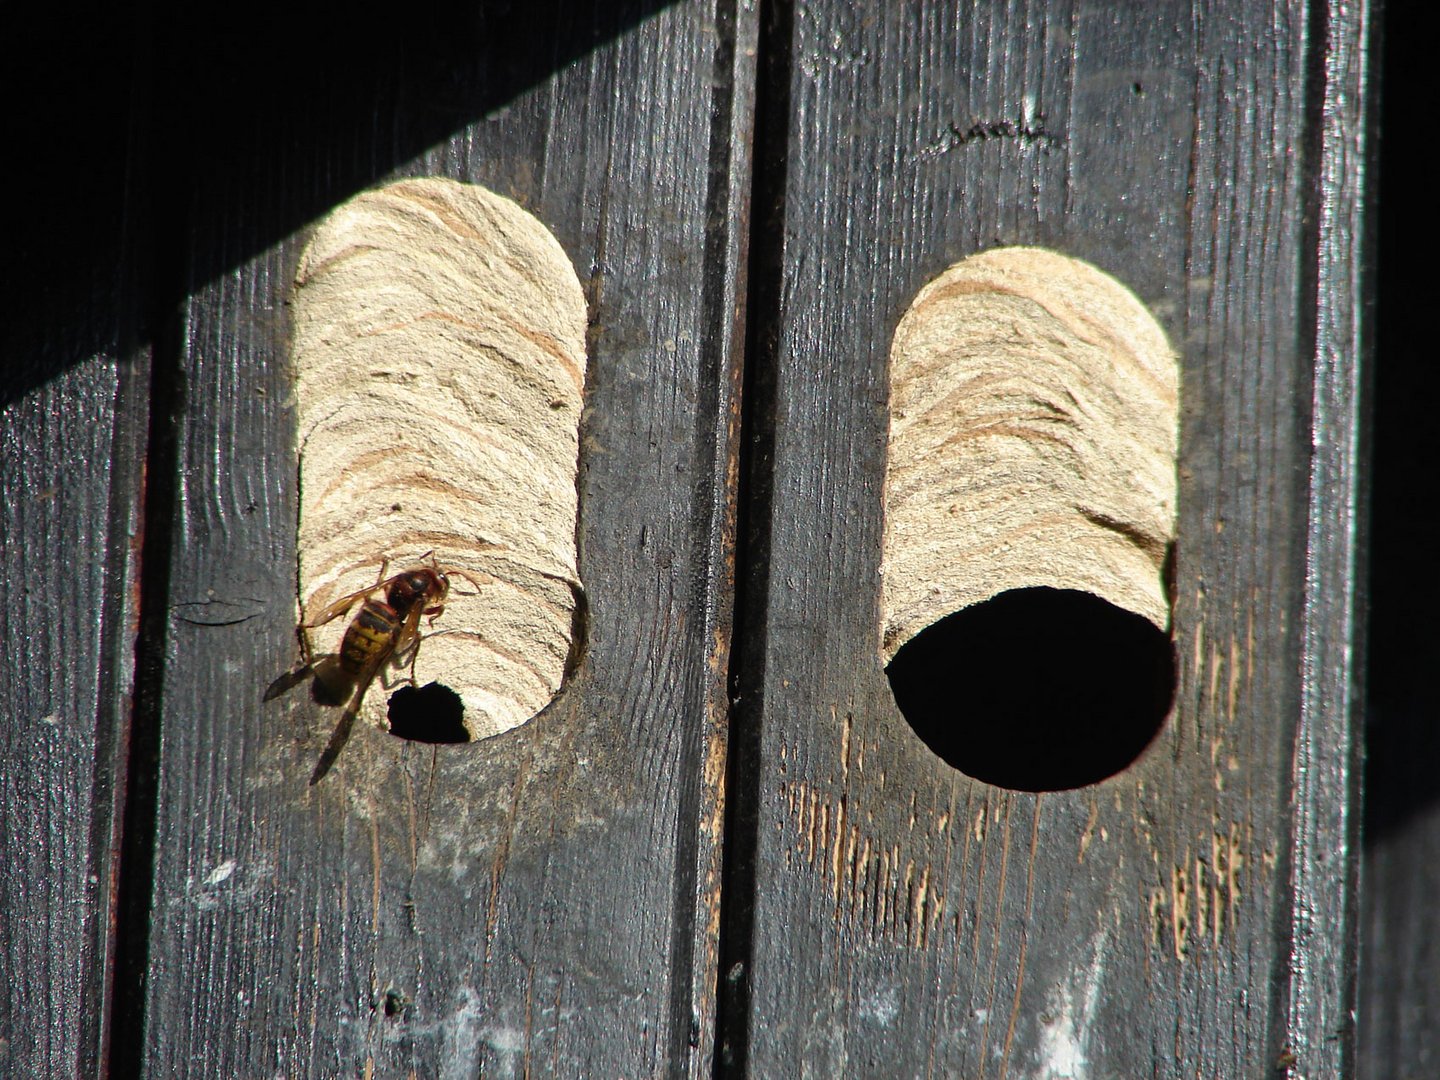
left=3, top=0, right=681, bottom=406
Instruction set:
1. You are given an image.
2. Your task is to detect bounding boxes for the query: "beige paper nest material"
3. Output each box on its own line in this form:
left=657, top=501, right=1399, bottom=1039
left=292, top=177, right=586, bottom=739
left=882, top=247, right=1179, bottom=663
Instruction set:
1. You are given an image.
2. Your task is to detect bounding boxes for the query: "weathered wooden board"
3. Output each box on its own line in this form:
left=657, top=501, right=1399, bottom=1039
left=130, top=2, right=754, bottom=1076
left=2, top=1, right=1381, bottom=1075
left=0, top=8, right=150, bottom=1075
left=0, top=367, right=148, bottom=1080
left=722, top=1, right=1369, bottom=1076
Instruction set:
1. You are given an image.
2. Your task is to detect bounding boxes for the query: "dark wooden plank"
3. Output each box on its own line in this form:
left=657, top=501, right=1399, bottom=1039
left=132, top=2, right=753, bottom=1076
left=1287, top=0, right=1371, bottom=1072
left=724, top=1, right=1370, bottom=1076
left=0, top=364, right=148, bottom=1079
left=0, top=7, right=151, bottom=1075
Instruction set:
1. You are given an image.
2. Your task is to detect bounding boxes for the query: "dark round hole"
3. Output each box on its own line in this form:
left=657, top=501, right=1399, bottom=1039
left=382, top=987, right=409, bottom=1018
left=886, top=587, right=1175, bottom=791
left=386, top=682, right=470, bottom=744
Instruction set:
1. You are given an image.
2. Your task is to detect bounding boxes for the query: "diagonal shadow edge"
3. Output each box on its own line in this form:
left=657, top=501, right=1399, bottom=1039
left=3, top=0, right=681, bottom=407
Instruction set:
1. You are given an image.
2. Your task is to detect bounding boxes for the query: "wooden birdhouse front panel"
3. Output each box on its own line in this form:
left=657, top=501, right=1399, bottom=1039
left=0, top=2, right=1379, bottom=1077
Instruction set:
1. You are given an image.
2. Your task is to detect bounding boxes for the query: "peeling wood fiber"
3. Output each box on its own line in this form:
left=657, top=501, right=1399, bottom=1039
left=882, top=247, right=1178, bottom=662
left=292, top=177, right=586, bottom=739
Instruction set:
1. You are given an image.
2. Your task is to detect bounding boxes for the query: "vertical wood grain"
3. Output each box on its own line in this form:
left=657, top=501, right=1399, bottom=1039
left=0, top=1, right=1376, bottom=1074
left=128, top=3, right=754, bottom=1076
left=1287, top=0, right=1372, bottom=1073
left=723, top=0, right=1371, bottom=1075
left=0, top=362, right=148, bottom=1079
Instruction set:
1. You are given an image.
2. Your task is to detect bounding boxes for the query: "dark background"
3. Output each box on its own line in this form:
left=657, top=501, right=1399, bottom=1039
left=1364, top=1, right=1433, bottom=843
left=1357, top=0, right=1440, bottom=1073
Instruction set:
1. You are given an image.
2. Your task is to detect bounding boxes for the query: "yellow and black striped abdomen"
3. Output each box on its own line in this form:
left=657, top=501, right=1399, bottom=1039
left=338, top=599, right=399, bottom=677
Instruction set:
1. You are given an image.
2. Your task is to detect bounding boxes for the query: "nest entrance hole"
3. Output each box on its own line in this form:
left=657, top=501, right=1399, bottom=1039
left=886, top=587, right=1176, bottom=791
left=386, top=683, right=470, bottom=744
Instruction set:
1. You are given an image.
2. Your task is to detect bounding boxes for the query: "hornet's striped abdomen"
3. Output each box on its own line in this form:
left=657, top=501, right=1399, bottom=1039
left=339, top=599, right=400, bottom=677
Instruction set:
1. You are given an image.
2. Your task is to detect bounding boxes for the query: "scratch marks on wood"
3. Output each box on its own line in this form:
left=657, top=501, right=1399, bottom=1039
left=1169, top=862, right=1190, bottom=960
left=917, top=116, right=1063, bottom=160
left=1148, top=822, right=1248, bottom=960
left=697, top=639, right=731, bottom=981
left=1076, top=800, right=1101, bottom=863
left=369, top=814, right=382, bottom=935
left=1186, top=590, right=1258, bottom=723
left=779, top=776, right=949, bottom=952
left=171, top=596, right=265, bottom=626
left=1209, top=825, right=1245, bottom=949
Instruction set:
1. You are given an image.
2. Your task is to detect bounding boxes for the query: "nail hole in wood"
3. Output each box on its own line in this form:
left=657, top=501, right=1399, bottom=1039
left=886, top=587, right=1175, bottom=790
left=381, top=987, right=410, bottom=1018
left=386, top=683, right=470, bottom=744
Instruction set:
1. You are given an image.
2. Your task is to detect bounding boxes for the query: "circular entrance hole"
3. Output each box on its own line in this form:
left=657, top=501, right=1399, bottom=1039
left=386, top=683, right=470, bottom=744
left=885, top=587, right=1175, bottom=791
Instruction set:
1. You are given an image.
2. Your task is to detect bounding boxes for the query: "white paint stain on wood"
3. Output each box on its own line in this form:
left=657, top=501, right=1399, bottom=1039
left=1034, top=933, right=1106, bottom=1079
